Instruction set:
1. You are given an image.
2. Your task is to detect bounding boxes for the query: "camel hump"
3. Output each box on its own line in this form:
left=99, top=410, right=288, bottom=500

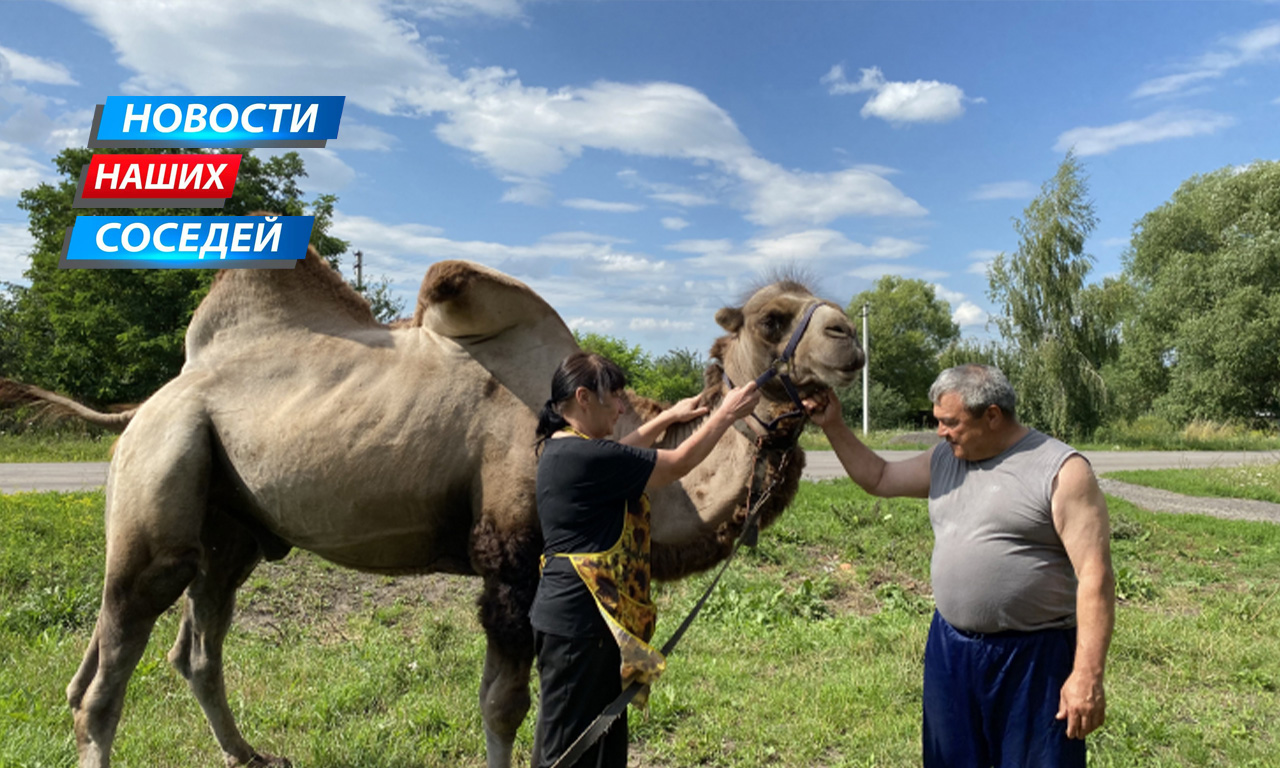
left=414, top=260, right=564, bottom=340
left=186, top=244, right=380, bottom=359
left=414, top=260, right=578, bottom=411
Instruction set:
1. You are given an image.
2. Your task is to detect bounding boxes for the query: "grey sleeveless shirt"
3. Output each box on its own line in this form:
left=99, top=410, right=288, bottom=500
left=929, top=429, right=1081, bottom=634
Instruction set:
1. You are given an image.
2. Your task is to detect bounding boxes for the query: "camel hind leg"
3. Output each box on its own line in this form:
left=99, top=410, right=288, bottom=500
left=66, top=401, right=211, bottom=768
left=66, top=541, right=201, bottom=767
left=167, top=507, right=290, bottom=767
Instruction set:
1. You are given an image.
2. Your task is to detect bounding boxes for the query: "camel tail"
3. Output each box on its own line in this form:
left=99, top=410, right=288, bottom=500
left=0, top=377, right=136, bottom=433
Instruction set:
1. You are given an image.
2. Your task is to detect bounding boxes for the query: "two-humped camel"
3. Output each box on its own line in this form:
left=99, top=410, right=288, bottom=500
left=10, top=248, right=863, bottom=767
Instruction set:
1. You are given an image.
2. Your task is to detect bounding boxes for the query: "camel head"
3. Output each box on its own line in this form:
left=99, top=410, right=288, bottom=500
left=711, top=279, right=864, bottom=411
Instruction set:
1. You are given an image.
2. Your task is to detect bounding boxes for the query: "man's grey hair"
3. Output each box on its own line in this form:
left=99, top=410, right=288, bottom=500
left=928, top=364, right=1018, bottom=419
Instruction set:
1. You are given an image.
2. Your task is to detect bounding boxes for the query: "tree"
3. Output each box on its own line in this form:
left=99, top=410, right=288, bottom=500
left=640, top=348, right=706, bottom=402
left=572, top=332, right=706, bottom=403
left=847, top=275, right=960, bottom=412
left=2, top=148, right=402, bottom=404
left=574, top=332, right=652, bottom=386
left=834, top=379, right=915, bottom=430
left=987, top=152, right=1116, bottom=440
left=1112, top=160, right=1280, bottom=427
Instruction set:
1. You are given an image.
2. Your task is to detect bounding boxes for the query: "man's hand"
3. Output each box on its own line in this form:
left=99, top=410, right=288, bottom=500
left=802, top=388, right=841, bottom=429
left=1056, top=670, right=1106, bottom=739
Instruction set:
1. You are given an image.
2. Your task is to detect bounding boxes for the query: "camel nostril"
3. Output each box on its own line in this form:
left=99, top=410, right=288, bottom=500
left=825, top=326, right=849, bottom=338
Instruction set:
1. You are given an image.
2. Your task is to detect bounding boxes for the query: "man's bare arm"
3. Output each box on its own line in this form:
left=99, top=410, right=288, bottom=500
left=1052, top=455, right=1116, bottom=740
left=805, top=390, right=931, bottom=499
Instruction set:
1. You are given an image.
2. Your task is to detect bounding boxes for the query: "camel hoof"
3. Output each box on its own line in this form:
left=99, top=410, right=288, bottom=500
left=227, top=753, right=292, bottom=768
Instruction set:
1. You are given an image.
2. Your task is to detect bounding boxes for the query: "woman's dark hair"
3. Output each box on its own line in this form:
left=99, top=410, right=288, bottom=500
left=535, top=351, right=629, bottom=450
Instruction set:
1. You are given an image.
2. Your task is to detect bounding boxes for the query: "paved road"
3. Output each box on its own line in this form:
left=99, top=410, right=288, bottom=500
left=4, top=449, right=1280, bottom=493
left=802, top=449, right=1280, bottom=481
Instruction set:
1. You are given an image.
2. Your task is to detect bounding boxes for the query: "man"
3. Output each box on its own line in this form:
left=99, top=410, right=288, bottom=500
left=806, top=364, right=1115, bottom=768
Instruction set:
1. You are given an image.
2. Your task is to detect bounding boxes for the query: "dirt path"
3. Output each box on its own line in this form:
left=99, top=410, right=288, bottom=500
left=1098, top=477, right=1280, bottom=525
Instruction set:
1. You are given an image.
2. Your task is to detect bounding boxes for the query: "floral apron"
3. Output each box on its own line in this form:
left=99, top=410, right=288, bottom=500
left=541, top=428, right=667, bottom=705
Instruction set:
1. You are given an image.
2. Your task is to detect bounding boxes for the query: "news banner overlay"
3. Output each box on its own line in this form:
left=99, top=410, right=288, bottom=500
left=89, top=97, right=345, bottom=148
left=60, top=216, right=315, bottom=269
left=73, top=154, right=243, bottom=209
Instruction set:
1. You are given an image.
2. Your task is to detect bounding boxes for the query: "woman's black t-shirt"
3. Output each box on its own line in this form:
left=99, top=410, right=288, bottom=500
left=530, top=436, right=657, bottom=638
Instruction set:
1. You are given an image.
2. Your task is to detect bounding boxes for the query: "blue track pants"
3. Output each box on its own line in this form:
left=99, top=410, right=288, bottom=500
left=922, top=611, right=1086, bottom=768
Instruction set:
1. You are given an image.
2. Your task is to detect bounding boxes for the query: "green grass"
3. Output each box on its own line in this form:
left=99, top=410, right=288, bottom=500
left=1081, top=416, right=1280, bottom=452
left=1105, top=462, right=1280, bottom=505
left=0, top=433, right=114, bottom=463
left=2, top=484, right=1279, bottom=766
left=798, top=428, right=937, bottom=452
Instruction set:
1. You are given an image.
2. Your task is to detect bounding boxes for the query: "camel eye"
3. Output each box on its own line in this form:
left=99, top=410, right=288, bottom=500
left=759, top=311, right=787, bottom=340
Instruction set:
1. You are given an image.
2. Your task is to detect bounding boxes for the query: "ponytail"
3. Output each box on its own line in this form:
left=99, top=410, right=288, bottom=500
left=534, top=351, right=629, bottom=454
left=535, top=398, right=569, bottom=452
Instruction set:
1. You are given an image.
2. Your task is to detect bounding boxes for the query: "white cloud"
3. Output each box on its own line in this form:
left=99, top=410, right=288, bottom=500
left=966, top=249, right=1000, bottom=276
left=1055, top=110, right=1234, bottom=156
left=332, top=122, right=398, bottom=151
left=257, top=147, right=357, bottom=193
left=661, top=217, right=689, bottom=231
left=630, top=317, right=695, bottom=332
left=970, top=181, right=1036, bottom=200
left=501, top=178, right=553, bottom=206
left=0, top=220, right=34, bottom=285
left=54, top=0, right=925, bottom=229
left=403, top=0, right=527, bottom=21
left=683, top=230, right=926, bottom=274
left=0, top=46, right=77, bottom=85
left=1132, top=20, right=1280, bottom=99
left=591, top=254, right=665, bottom=273
left=563, top=198, right=644, bottom=213
left=932, top=284, right=965, bottom=305
left=1100, top=236, right=1129, bottom=249
left=847, top=263, right=947, bottom=281
left=822, top=64, right=976, bottom=124
left=1132, top=71, right=1223, bottom=99
left=568, top=317, right=616, bottom=332
left=666, top=238, right=733, bottom=255
left=434, top=72, right=751, bottom=178
left=539, top=231, right=630, bottom=245
left=952, top=301, right=988, bottom=327
left=55, top=0, right=458, bottom=113
left=0, top=141, right=52, bottom=198
left=733, top=156, right=927, bottom=226
left=649, top=191, right=717, bottom=207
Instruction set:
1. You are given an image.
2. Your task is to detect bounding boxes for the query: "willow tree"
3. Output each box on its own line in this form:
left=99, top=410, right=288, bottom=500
left=987, top=152, right=1115, bottom=440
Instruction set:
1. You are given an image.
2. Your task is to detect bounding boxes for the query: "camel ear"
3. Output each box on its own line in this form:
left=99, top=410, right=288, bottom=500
left=716, top=307, right=744, bottom=332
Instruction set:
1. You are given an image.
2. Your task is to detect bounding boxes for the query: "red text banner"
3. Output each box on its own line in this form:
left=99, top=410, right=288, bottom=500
left=74, top=154, right=242, bottom=208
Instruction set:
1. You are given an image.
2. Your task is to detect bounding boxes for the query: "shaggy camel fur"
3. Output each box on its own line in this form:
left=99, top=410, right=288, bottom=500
left=3, top=248, right=864, bottom=768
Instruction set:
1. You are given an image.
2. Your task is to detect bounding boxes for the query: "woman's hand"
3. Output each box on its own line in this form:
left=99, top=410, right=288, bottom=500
left=665, top=395, right=710, bottom=424
left=717, top=381, right=761, bottom=422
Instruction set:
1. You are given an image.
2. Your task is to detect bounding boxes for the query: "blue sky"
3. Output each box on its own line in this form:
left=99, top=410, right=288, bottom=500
left=2, top=1, right=1278, bottom=355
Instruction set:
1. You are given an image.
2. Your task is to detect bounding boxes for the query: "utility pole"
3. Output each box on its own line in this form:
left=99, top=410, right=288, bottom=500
left=861, top=302, right=870, bottom=435
left=354, top=250, right=363, bottom=290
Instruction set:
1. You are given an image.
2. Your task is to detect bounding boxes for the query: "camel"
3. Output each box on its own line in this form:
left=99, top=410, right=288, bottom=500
left=3, top=246, right=864, bottom=768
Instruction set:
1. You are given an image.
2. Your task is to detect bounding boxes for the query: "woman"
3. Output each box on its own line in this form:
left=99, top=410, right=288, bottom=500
left=531, top=351, right=760, bottom=768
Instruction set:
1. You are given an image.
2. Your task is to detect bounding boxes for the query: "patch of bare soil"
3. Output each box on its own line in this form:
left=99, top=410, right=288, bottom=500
left=234, top=551, right=483, bottom=639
